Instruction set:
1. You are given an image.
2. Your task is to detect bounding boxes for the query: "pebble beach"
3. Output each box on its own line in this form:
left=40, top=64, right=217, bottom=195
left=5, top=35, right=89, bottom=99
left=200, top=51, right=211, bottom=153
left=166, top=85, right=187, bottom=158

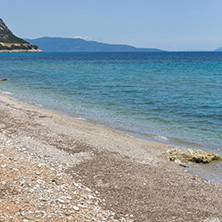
left=0, top=136, right=124, bottom=221
left=0, top=93, right=222, bottom=221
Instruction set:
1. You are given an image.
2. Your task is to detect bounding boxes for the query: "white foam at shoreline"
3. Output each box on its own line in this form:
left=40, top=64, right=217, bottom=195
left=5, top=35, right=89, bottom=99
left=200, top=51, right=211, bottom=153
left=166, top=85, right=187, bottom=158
left=76, top=117, right=87, bottom=121
left=155, top=136, right=169, bottom=141
left=1, top=91, right=13, bottom=95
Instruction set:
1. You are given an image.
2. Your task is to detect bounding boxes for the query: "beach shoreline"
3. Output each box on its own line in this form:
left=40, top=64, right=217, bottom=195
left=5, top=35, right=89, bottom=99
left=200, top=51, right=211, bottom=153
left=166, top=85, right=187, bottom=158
left=0, top=93, right=222, bottom=221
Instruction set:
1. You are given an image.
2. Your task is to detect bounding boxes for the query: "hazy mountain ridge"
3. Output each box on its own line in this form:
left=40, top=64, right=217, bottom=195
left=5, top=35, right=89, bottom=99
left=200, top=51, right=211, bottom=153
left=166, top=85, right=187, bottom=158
left=26, top=37, right=163, bottom=52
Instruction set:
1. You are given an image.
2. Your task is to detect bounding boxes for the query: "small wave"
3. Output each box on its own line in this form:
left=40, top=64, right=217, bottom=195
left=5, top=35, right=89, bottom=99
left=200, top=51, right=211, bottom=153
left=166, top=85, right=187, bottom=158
left=34, top=103, right=43, bottom=107
left=154, top=135, right=169, bottom=141
left=1, top=91, right=13, bottom=95
left=75, top=117, right=86, bottom=121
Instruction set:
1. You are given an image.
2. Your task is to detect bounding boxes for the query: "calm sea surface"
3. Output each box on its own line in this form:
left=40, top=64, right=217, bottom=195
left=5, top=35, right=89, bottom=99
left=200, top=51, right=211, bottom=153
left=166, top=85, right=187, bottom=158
left=0, top=52, right=222, bottom=182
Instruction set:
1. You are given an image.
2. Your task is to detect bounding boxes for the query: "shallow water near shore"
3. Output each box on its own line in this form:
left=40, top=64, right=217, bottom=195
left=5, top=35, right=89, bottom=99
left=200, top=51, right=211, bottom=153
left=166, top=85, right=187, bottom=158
left=187, top=160, right=222, bottom=183
left=0, top=52, right=222, bottom=182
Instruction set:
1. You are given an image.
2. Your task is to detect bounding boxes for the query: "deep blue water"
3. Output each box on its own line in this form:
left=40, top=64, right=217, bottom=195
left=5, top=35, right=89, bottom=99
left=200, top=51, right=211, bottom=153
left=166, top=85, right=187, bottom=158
left=0, top=52, right=222, bottom=181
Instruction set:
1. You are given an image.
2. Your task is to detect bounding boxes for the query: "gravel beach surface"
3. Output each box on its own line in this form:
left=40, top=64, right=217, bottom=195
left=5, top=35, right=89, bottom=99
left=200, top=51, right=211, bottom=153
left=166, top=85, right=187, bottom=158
left=0, top=93, right=222, bottom=222
left=0, top=135, right=124, bottom=221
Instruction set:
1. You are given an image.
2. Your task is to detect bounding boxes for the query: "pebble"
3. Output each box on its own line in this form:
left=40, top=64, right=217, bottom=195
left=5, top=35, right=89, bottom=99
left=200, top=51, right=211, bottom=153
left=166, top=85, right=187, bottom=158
left=78, top=203, right=87, bottom=208
left=57, top=198, right=66, bottom=204
left=88, top=194, right=95, bottom=199
left=73, top=206, right=79, bottom=211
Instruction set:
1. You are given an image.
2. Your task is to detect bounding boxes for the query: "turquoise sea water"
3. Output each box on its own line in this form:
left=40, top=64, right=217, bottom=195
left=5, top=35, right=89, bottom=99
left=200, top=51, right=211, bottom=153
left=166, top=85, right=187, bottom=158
left=0, top=52, right=222, bottom=181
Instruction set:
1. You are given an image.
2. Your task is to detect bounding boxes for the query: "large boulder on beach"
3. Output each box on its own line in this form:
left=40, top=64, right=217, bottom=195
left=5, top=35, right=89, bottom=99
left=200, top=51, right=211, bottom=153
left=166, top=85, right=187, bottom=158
left=167, top=148, right=222, bottom=164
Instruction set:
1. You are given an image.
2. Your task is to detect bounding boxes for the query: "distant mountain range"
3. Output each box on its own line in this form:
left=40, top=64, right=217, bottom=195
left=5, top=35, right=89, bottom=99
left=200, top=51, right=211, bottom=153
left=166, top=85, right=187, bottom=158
left=3, top=17, right=222, bottom=53
left=25, top=37, right=163, bottom=52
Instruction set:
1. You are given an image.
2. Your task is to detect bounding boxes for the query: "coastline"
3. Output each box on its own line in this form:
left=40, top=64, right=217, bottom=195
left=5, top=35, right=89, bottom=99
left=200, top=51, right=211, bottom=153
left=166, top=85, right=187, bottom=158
left=0, top=49, right=43, bottom=53
left=0, top=93, right=222, bottom=221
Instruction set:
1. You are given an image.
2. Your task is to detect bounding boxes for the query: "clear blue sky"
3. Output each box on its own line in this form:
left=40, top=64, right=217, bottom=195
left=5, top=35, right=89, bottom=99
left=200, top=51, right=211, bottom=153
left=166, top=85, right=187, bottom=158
left=1, top=0, right=222, bottom=51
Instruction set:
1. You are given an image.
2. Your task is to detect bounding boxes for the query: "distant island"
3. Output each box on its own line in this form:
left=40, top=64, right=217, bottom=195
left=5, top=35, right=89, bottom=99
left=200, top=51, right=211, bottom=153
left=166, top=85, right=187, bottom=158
left=25, top=37, right=163, bottom=53
left=215, top=47, right=222, bottom=51
left=0, top=18, right=42, bottom=53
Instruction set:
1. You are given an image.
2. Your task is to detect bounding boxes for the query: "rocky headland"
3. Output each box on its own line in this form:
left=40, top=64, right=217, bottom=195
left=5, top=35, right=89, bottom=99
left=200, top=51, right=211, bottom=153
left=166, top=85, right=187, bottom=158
left=0, top=18, right=42, bottom=53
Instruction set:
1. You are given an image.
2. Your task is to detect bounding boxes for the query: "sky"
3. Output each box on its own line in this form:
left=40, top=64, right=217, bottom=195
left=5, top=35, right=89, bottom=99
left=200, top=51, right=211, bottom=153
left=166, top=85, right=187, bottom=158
left=1, top=0, right=222, bottom=51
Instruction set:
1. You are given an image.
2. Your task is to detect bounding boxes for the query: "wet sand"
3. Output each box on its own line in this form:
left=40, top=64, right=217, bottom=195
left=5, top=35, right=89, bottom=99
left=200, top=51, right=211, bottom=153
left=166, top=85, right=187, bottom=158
left=0, top=93, right=222, bottom=221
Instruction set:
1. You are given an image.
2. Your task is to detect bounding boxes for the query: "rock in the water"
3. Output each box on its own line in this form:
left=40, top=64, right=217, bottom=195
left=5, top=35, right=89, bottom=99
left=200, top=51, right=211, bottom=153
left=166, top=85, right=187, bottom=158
left=167, top=148, right=222, bottom=164
left=0, top=79, right=8, bottom=82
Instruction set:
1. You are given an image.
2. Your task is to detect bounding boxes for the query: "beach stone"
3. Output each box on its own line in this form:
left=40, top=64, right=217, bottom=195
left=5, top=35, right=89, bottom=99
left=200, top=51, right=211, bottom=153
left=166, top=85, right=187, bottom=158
left=167, top=148, right=222, bottom=164
left=73, top=206, right=79, bottom=211
left=57, top=198, right=66, bottom=204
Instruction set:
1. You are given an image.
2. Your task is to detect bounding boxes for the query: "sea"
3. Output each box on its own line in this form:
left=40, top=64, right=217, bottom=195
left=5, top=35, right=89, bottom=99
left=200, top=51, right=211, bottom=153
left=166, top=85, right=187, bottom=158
left=0, top=52, right=222, bottom=182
